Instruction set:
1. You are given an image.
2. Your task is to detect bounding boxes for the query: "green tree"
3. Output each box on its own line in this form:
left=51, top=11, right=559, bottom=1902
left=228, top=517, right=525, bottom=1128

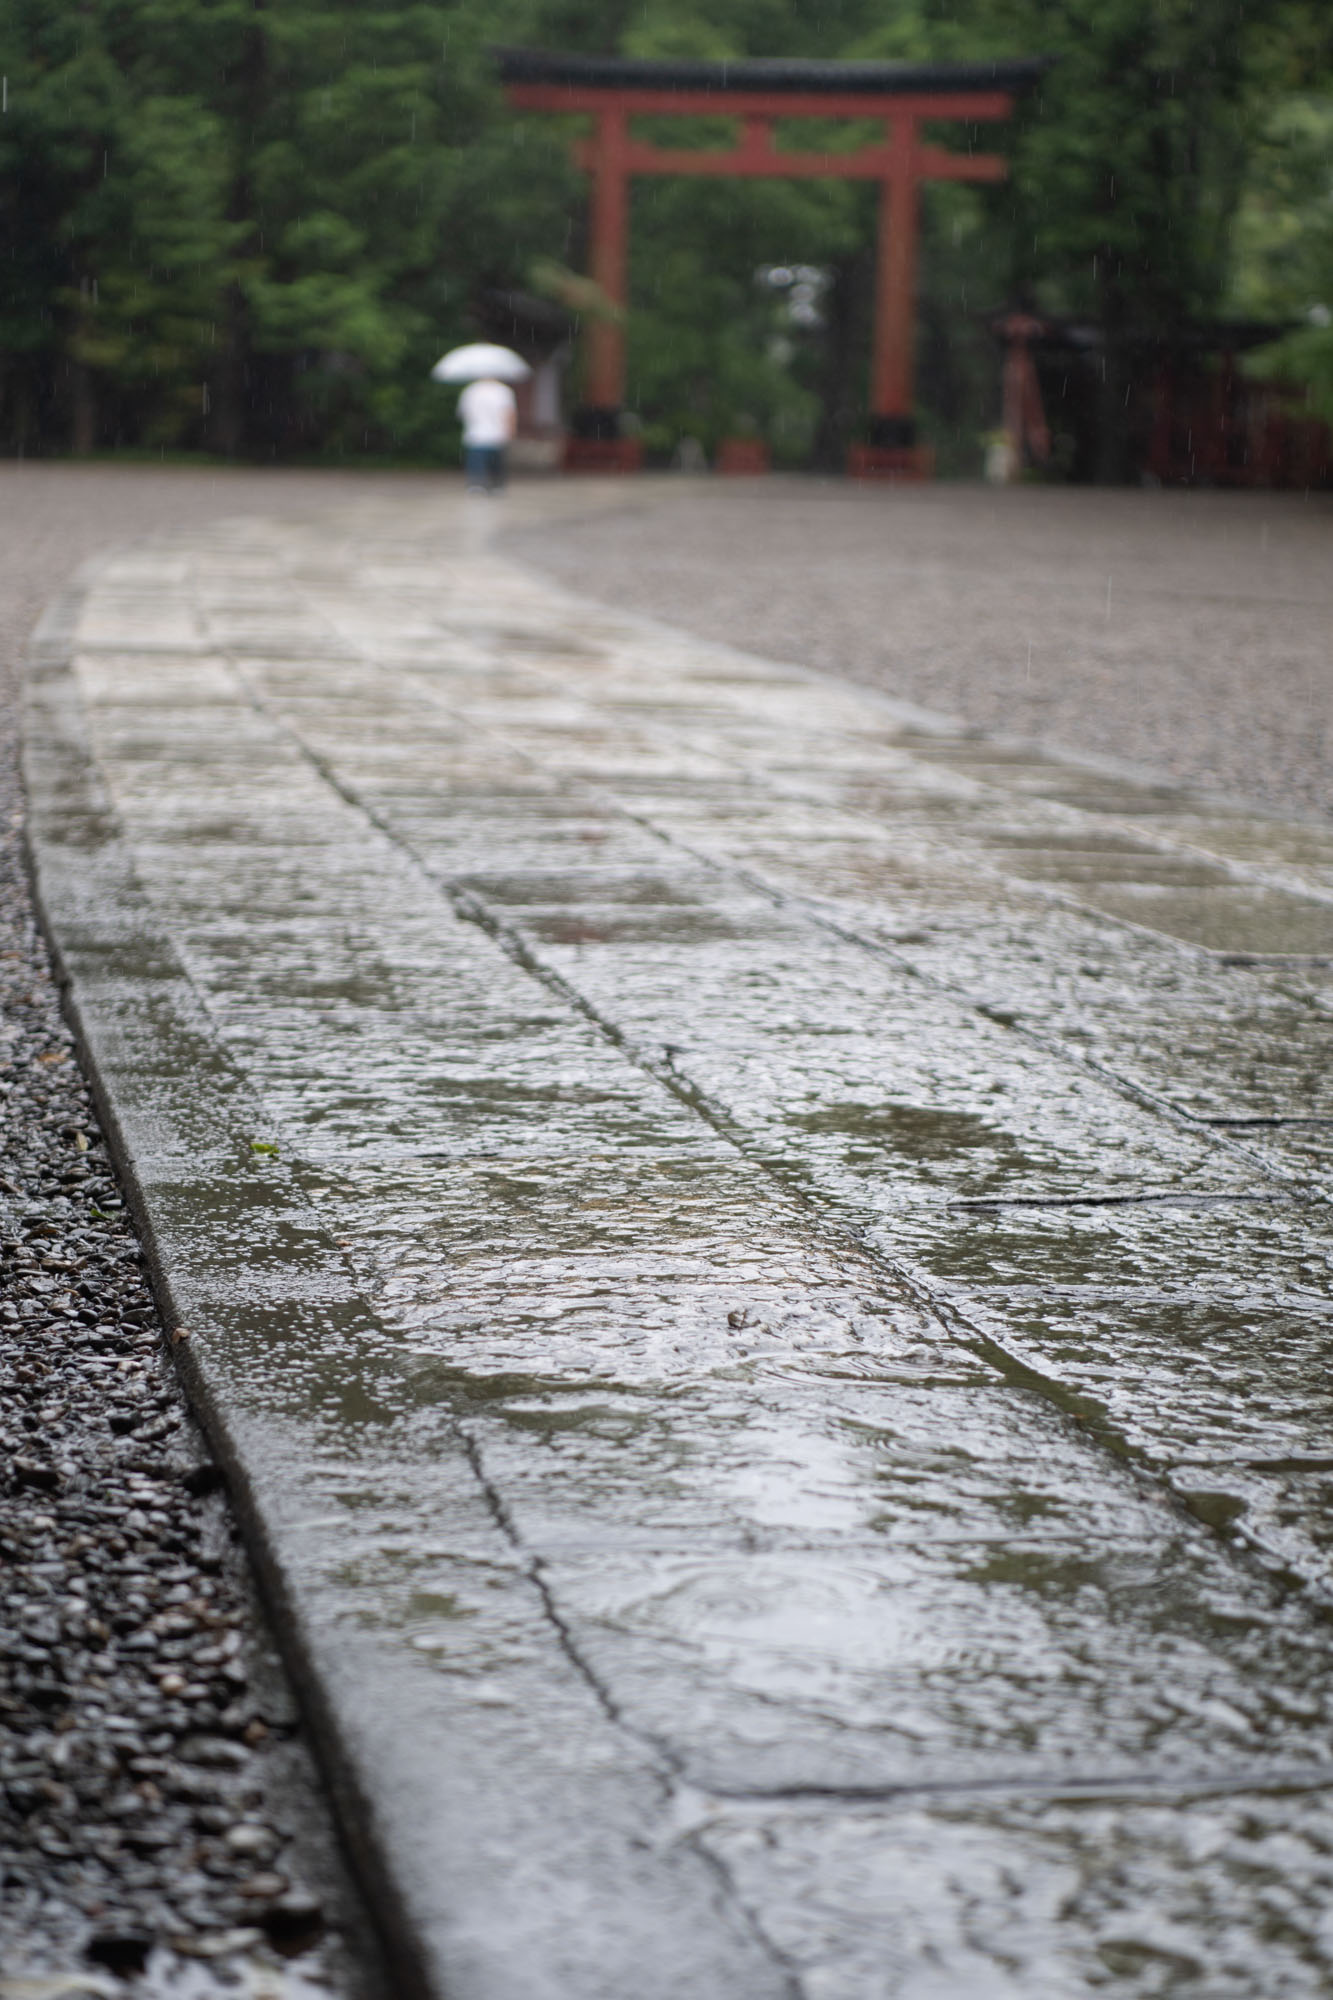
left=1230, top=89, right=1333, bottom=423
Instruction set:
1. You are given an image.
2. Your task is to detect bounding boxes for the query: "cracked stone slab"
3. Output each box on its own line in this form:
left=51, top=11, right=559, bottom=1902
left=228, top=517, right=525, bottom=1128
left=697, top=1782, right=1333, bottom=1999
left=22, top=497, right=1333, bottom=1997
left=23, top=582, right=792, bottom=2000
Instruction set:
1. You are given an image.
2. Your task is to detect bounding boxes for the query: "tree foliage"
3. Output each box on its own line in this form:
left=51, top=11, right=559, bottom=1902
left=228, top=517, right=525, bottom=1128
left=0, top=0, right=1326, bottom=469
left=1230, top=88, right=1333, bottom=422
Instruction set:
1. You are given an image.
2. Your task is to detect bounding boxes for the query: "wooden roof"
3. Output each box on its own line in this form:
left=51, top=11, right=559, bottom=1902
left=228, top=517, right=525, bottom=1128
left=493, top=49, right=1049, bottom=99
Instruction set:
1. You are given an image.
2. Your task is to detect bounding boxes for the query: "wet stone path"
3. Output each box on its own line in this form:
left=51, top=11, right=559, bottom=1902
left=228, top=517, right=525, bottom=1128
left=22, top=492, right=1333, bottom=1997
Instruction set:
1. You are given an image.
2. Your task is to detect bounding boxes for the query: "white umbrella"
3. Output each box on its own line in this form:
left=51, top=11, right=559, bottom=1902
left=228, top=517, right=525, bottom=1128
left=431, top=342, right=532, bottom=384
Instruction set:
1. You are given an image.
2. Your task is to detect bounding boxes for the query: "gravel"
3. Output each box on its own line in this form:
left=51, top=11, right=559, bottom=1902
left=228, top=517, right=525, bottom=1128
left=509, top=476, right=1333, bottom=820
left=0, top=466, right=405, bottom=1994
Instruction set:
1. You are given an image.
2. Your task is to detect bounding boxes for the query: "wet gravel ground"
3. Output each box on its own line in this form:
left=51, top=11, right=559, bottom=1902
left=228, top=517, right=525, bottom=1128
left=510, top=476, right=1333, bottom=820
left=0, top=467, right=410, bottom=1994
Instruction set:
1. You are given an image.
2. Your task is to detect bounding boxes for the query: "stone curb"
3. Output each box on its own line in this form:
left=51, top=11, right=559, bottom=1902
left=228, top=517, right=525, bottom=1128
left=21, top=565, right=432, bottom=1995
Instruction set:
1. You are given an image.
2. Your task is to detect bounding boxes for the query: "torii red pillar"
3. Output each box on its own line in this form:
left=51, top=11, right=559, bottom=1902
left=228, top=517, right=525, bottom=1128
left=872, top=119, right=920, bottom=439
left=500, top=50, right=1045, bottom=474
left=585, top=107, right=630, bottom=412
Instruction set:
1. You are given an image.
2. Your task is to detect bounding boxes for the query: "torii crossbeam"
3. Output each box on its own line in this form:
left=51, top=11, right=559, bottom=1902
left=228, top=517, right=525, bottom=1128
left=498, top=49, right=1047, bottom=473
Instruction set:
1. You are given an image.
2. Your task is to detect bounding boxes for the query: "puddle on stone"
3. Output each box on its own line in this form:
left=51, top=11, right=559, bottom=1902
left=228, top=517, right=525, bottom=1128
left=879, top=1192, right=1330, bottom=1295
left=786, top=1100, right=1040, bottom=1176
left=984, top=832, right=1178, bottom=857
left=523, top=905, right=783, bottom=947
left=997, top=851, right=1231, bottom=891
left=1077, top=884, right=1333, bottom=956
left=455, top=867, right=707, bottom=908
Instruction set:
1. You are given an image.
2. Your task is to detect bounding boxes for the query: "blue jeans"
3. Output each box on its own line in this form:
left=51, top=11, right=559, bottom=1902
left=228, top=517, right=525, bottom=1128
left=464, top=444, right=505, bottom=491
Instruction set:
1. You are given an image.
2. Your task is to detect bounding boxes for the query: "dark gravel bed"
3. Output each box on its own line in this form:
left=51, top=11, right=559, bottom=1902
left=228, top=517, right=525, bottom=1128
left=0, top=467, right=403, bottom=1994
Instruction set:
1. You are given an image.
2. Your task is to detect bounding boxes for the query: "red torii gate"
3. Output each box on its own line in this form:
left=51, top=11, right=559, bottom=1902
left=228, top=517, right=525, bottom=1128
left=498, top=49, right=1046, bottom=474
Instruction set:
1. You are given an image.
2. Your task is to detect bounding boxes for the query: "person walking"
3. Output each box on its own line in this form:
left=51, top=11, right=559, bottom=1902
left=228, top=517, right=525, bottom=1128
left=458, top=374, right=517, bottom=493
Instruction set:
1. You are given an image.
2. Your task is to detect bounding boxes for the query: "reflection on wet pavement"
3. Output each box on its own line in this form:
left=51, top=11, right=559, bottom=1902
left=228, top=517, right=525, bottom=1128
left=32, top=493, right=1333, bottom=1995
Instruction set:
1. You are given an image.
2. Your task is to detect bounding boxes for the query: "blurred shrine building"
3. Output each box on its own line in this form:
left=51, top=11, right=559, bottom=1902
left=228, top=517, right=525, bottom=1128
left=990, top=314, right=1333, bottom=489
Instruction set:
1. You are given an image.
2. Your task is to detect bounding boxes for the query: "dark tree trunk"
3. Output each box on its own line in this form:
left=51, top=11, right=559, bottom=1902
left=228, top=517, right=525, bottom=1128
left=213, top=282, right=248, bottom=457
left=1094, top=264, right=1132, bottom=486
left=213, top=0, right=266, bottom=457
left=70, top=358, right=96, bottom=455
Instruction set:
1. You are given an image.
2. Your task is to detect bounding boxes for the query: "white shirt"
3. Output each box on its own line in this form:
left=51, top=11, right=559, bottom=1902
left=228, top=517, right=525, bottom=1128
left=458, top=378, right=517, bottom=447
